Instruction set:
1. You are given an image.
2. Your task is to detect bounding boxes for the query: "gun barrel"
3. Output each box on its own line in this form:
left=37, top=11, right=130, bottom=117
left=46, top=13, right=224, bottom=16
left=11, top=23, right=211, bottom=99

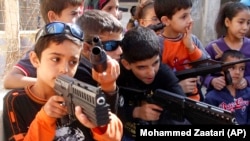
left=222, top=58, right=250, bottom=68
left=175, top=58, right=250, bottom=80
left=90, top=37, right=107, bottom=73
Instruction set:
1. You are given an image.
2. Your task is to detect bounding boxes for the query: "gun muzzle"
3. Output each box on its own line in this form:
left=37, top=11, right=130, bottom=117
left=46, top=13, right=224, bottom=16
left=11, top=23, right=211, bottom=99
left=90, top=37, right=107, bottom=73
left=147, top=23, right=166, bottom=32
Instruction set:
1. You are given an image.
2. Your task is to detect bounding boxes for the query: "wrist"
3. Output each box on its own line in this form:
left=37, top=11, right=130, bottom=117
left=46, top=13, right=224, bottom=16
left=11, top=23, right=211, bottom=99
left=101, top=82, right=116, bottom=94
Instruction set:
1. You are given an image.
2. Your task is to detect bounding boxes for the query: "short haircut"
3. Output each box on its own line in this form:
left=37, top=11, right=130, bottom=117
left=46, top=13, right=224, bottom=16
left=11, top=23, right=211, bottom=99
left=40, top=0, right=83, bottom=24
left=76, top=10, right=123, bottom=43
left=221, top=50, right=246, bottom=62
left=154, top=0, right=192, bottom=20
left=121, top=26, right=160, bottom=63
left=34, top=34, right=83, bottom=60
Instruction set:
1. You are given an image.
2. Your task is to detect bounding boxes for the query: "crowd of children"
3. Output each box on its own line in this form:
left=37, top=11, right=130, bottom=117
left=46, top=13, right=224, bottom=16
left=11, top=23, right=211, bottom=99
left=2, top=0, right=250, bottom=140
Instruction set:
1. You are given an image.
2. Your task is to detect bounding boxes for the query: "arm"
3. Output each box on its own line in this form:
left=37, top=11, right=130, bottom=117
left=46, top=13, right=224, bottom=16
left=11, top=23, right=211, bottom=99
left=3, top=68, right=36, bottom=89
left=3, top=48, right=37, bottom=89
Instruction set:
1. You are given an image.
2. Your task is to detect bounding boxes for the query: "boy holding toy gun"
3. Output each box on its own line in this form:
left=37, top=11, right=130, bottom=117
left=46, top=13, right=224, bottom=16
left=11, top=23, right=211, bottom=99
left=3, top=22, right=122, bottom=141
left=75, top=10, right=124, bottom=113
left=117, top=26, right=188, bottom=141
left=204, top=50, right=250, bottom=125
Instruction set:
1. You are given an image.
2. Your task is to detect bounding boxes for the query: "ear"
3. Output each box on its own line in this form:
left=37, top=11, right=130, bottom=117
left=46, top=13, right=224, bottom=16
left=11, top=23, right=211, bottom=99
left=29, top=51, right=40, bottom=68
left=47, top=11, right=57, bottom=22
left=161, top=16, right=170, bottom=26
left=121, top=59, right=131, bottom=70
left=139, top=19, right=146, bottom=27
left=225, top=17, right=230, bottom=27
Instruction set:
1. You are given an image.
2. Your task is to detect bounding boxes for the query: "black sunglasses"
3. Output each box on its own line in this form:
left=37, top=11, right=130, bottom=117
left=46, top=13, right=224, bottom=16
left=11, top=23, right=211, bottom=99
left=102, top=40, right=121, bottom=51
left=37, top=22, right=84, bottom=41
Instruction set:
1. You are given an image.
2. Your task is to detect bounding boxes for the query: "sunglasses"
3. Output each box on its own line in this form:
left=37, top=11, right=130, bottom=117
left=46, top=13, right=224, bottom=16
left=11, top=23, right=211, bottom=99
left=102, top=40, right=121, bottom=51
left=37, top=22, right=84, bottom=41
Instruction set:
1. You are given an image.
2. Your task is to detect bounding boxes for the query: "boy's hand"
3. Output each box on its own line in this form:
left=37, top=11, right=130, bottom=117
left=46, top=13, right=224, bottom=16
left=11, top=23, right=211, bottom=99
left=43, top=95, right=67, bottom=118
left=92, top=55, right=120, bottom=93
left=133, top=103, right=163, bottom=121
left=179, top=77, right=197, bottom=93
left=75, top=106, right=97, bottom=128
left=211, top=76, right=226, bottom=90
left=183, top=21, right=195, bottom=53
left=235, top=78, right=247, bottom=89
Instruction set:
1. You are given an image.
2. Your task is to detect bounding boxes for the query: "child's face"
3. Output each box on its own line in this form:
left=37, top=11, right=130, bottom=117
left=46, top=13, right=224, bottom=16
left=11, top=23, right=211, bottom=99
left=126, top=55, right=160, bottom=84
left=167, top=8, right=193, bottom=34
left=101, top=0, right=120, bottom=19
left=35, top=40, right=82, bottom=88
left=139, top=7, right=160, bottom=27
left=225, top=56, right=245, bottom=86
left=55, top=5, right=83, bottom=23
left=226, top=9, right=250, bottom=39
left=99, top=31, right=123, bottom=61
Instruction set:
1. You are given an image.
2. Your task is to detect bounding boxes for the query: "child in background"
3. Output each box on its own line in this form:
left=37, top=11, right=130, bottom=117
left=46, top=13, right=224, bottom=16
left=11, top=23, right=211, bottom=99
left=135, top=0, right=160, bottom=28
left=126, top=5, right=137, bottom=31
left=75, top=10, right=124, bottom=113
left=204, top=50, right=250, bottom=125
left=204, top=2, right=250, bottom=92
left=3, top=22, right=122, bottom=141
left=154, top=0, right=210, bottom=101
left=117, top=26, right=187, bottom=141
left=240, top=0, right=250, bottom=38
left=3, top=0, right=83, bottom=89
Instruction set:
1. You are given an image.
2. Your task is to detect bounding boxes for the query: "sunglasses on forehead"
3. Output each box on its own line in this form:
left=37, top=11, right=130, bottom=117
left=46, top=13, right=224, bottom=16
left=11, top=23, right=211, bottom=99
left=102, top=40, right=121, bottom=51
left=37, top=22, right=84, bottom=41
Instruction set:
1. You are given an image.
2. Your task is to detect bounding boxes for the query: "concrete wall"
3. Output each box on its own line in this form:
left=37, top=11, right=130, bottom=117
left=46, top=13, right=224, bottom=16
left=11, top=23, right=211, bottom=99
left=192, top=0, right=221, bottom=47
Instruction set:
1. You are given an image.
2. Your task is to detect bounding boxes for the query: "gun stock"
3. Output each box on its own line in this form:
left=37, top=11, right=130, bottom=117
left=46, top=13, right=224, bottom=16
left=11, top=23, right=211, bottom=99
left=54, top=75, right=110, bottom=126
left=175, top=58, right=250, bottom=80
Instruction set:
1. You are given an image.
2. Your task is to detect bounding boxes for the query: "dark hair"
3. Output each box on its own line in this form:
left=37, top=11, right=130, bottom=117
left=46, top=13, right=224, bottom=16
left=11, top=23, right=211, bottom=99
left=34, top=34, right=83, bottom=60
left=215, top=2, right=249, bottom=38
left=154, top=0, right=192, bottom=20
left=40, top=0, right=83, bottom=24
left=121, top=26, right=160, bottom=63
left=130, top=5, right=137, bottom=17
left=76, top=10, right=123, bottom=42
left=221, top=49, right=246, bottom=62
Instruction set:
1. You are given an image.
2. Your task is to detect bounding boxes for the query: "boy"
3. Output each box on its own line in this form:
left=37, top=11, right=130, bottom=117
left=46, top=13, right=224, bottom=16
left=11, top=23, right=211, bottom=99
left=204, top=50, right=250, bottom=125
left=3, top=22, right=123, bottom=141
left=117, top=26, right=187, bottom=140
left=75, top=10, right=124, bottom=113
left=3, top=0, right=83, bottom=89
left=154, top=0, right=210, bottom=101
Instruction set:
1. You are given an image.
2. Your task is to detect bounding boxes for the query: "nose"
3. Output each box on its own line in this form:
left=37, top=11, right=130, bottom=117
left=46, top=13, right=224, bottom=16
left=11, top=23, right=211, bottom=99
left=147, top=67, right=156, bottom=77
left=59, top=62, right=69, bottom=74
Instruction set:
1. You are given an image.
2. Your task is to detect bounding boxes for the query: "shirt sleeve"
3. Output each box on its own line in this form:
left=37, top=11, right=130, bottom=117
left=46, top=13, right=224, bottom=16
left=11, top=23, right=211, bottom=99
left=14, top=47, right=37, bottom=77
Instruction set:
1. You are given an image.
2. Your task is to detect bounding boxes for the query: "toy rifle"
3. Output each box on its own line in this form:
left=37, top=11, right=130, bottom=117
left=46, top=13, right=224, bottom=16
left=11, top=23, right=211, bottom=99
left=175, top=58, right=250, bottom=85
left=54, top=74, right=110, bottom=126
left=119, top=87, right=237, bottom=125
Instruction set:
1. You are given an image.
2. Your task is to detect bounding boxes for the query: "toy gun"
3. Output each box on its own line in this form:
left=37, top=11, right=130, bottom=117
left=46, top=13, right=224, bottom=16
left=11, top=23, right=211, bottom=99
left=90, top=36, right=107, bottom=73
left=147, top=23, right=166, bottom=32
left=119, top=87, right=237, bottom=125
left=54, top=74, right=110, bottom=126
left=175, top=58, right=250, bottom=84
